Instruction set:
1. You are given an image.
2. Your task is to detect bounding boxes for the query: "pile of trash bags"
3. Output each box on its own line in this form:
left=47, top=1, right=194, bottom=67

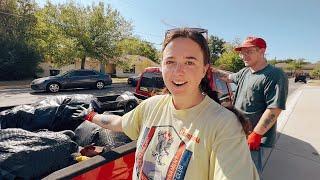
left=0, top=93, right=134, bottom=179
left=0, top=129, right=78, bottom=178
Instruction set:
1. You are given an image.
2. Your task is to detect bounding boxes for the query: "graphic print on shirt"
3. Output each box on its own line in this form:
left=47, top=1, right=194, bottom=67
left=135, top=125, right=198, bottom=180
left=152, top=130, right=174, bottom=165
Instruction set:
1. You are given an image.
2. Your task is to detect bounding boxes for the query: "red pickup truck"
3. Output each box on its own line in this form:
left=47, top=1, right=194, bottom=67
left=1, top=67, right=236, bottom=180
left=134, top=67, right=236, bottom=107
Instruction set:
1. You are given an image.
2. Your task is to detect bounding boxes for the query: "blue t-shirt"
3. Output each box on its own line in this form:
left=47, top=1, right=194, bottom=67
left=230, top=64, right=288, bottom=147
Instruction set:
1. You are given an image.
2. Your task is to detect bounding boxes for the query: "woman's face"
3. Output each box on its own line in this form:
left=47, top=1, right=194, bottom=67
left=162, top=37, right=209, bottom=98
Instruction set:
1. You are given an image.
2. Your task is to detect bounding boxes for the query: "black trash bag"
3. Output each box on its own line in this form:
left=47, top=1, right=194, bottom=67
left=0, top=95, right=96, bottom=131
left=0, top=128, right=78, bottom=179
left=74, top=120, right=132, bottom=150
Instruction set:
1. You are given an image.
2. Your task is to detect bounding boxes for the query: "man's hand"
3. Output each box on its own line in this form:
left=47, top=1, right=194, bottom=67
left=72, top=105, right=96, bottom=121
left=247, top=131, right=262, bottom=150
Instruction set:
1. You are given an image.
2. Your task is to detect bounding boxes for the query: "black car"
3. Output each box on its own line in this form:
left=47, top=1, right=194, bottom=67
left=31, top=69, right=112, bottom=93
left=127, top=74, right=140, bottom=87
left=295, top=74, right=307, bottom=83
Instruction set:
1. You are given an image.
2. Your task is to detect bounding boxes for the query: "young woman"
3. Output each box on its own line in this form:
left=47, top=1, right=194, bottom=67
left=73, top=28, right=259, bottom=180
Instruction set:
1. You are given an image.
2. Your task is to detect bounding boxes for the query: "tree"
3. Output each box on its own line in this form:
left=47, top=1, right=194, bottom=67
left=34, top=2, right=76, bottom=67
left=282, top=58, right=295, bottom=64
left=117, top=37, right=159, bottom=63
left=208, top=35, right=225, bottom=64
left=268, top=59, right=278, bottom=66
left=288, top=59, right=304, bottom=71
left=310, top=64, right=320, bottom=79
left=285, top=59, right=309, bottom=76
left=35, top=1, right=132, bottom=69
left=0, top=0, right=41, bottom=80
left=214, top=43, right=244, bottom=72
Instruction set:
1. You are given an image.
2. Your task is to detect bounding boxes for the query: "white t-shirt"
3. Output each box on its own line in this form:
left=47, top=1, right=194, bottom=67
left=121, top=95, right=259, bottom=180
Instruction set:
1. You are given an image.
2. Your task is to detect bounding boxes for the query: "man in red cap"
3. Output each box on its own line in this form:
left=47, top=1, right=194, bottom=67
left=213, top=36, right=288, bottom=177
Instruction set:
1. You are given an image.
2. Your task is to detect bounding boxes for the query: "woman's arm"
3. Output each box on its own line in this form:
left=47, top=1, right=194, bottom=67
left=91, top=114, right=123, bottom=132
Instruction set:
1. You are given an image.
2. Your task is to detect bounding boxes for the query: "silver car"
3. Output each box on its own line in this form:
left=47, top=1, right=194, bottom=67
left=31, top=69, right=112, bottom=93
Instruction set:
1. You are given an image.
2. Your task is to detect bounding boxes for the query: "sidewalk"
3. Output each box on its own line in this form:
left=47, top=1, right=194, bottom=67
left=0, top=79, right=32, bottom=90
left=262, top=80, right=320, bottom=180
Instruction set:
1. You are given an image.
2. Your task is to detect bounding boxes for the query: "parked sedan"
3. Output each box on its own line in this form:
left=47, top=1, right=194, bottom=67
left=31, top=69, right=112, bottom=93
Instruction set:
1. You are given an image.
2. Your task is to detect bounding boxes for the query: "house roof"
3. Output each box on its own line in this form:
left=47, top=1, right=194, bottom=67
left=275, top=62, right=317, bottom=70
left=275, top=63, right=288, bottom=68
left=118, top=55, right=160, bottom=66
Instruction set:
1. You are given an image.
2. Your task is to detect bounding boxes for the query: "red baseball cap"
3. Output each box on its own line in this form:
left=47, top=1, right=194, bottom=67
left=234, top=36, right=267, bottom=51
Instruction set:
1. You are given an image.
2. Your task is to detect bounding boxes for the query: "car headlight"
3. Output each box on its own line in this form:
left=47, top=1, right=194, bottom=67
left=32, top=79, right=45, bottom=84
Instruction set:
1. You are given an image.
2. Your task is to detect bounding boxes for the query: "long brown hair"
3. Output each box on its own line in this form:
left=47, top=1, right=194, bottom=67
left=162, top=28, right=251, bottom=135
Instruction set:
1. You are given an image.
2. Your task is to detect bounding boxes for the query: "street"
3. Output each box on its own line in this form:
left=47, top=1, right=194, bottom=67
left=0, top=78, right=304, bottom=108
left=0, top=83, right=135, bottom=107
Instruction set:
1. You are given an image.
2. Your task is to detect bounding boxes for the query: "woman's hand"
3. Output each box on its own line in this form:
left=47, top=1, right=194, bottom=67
left=72, top=105, right=96, bottom=121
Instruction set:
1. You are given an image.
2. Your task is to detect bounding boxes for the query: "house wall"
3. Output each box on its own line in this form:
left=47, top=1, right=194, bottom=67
left=275, top=63, right=317, bottom=76
left=116, top=56, right=159, bottom=77
left=38, top=56, right=160, bottom=78
left=60, top=64, right=76, bottom=73
left=105, top=64, right=116, bottom=74
left=75, top=58, right=100, bottom=71
left=37, top=62, right=76, bottom=77
left=37, top=62, right=52, bottom=77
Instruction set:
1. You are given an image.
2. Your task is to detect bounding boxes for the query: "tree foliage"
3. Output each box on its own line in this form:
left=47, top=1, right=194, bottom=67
left=287, top=59, right=307, bottom=71
left=310, top=64, right=320, bottom=79
left=214, top=43, right=244, bottom=72
left=208, top=35, right=225, bottom=64
left=0, top=0, right=41, bottom=80
left=117, top=38, right=159, bottom=63
left=35, top=1, right=132, bottom=69
left=268, top=59, right=278, bottom=66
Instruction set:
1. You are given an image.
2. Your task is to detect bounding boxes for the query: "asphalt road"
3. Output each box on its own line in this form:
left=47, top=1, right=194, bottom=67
left=0, top=78, right=305, bottom=108
left=0, top=83, right=135, bottom=107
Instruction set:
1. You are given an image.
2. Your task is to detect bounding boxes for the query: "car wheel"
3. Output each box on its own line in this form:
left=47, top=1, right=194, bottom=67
left=46, top=83, right=60, bottom=93
left=96, top=81, right=105, bottom=90
left=124, top=101, right=138, bottom=113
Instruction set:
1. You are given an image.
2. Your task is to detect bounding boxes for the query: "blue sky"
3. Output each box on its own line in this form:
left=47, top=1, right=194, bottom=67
left=37, top=0, right=320, bottom=63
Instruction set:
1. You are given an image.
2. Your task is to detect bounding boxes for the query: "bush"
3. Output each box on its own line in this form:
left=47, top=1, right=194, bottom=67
left=0, top=39, right=41, bottom=80
left=310, top=67, right=320, bottom=79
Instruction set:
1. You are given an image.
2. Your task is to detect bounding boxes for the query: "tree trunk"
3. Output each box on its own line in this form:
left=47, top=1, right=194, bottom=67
left=100, top=61, right=105, bottom=73
left=81, top=56, right=86, bottom=69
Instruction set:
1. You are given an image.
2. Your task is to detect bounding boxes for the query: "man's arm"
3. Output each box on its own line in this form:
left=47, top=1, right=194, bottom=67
left=92, top=114, right=123, bottom=132
left=211, top=67, right=233, bottom=83
left=254, top=108, right=282, bottom=135
left=247, top=108, right=282, bottom=150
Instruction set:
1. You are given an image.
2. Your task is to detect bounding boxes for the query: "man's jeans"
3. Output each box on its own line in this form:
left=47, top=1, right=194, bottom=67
left=251, top=147, right=265, bottom=178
